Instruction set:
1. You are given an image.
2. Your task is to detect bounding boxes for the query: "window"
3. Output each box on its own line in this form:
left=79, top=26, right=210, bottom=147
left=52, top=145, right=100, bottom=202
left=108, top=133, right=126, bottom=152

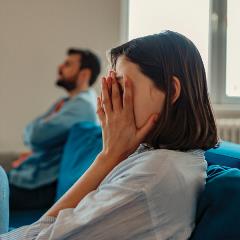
left=129, top=0, right=209, bottom=75
left=226, top=0, right=240, bottom=97
left=128, top=0, right=240, bottom=104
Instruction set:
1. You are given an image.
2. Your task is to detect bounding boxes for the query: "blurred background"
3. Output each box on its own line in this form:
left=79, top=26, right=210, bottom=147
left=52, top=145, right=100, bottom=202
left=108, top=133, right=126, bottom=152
left=0, top=0, right=239, bottom=153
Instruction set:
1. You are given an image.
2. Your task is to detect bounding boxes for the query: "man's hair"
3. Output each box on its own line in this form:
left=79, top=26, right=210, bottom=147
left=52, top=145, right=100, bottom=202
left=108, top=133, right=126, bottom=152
left=68, top=48, right=101, bottom=86
left=110, top=30, right=218, bottom=151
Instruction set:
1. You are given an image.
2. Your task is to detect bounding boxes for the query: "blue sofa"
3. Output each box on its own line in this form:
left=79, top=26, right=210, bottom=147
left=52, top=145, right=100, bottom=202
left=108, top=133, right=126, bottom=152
left=190, top=165, right=240, bottom=240
left=10, top=122, right=240, bottom=239
left=10, top=122, right=102, bottom=228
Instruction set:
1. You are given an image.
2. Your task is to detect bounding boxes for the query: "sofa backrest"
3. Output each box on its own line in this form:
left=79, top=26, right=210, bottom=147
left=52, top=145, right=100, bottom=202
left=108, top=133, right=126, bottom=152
left=190, top=165, right=240, bottom=240
left=205, top=141, right=240, bottom=168
left=55, top=121, right=102, bottom=200
left=191, top=142, right=240, bottom=239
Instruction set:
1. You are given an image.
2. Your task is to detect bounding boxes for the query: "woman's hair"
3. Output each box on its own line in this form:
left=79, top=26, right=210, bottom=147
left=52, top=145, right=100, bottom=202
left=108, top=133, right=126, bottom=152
left=110, top=30, right=218, bottom=151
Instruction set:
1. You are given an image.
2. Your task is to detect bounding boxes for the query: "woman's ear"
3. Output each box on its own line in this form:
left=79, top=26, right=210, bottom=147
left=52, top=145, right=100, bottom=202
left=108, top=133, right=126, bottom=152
left=171, top=76, right=181, bottom=104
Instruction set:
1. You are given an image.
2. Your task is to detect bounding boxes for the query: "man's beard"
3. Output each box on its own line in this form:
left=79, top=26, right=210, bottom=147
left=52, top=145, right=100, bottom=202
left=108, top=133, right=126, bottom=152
left=56, top=76, right=78, bottom=92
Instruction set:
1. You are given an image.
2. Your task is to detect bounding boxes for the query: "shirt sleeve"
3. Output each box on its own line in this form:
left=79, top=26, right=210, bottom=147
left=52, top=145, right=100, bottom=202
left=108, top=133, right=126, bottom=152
left=2, top=170, right=156, bottom=240
left=23, top=100, right=58, bottom=147
left=0, top=216, right=56, bottom=240
left=0, top=185, right=153, bottom=240
left=2, top=152, right=167, bottom=240
left=23, top=98, right=97, bottom=150
left=36, top=184, right=154, bottom=240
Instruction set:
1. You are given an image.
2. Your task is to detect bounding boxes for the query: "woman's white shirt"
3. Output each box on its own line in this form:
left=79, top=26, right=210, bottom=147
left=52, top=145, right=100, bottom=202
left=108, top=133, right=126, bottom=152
left=1, top=147, right=207, bottom=240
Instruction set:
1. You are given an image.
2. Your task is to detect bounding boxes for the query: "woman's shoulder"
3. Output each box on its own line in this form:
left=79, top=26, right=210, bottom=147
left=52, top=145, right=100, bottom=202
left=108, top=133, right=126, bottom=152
left=128, top=147, right=206, bottom=171
left=101, top=147, right=207, bottom=192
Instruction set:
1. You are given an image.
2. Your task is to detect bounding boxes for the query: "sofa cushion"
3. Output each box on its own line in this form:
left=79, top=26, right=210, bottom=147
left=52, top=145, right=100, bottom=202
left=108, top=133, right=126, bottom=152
left=205, top=141, right=240, bottom=169
left=55, top=122, right=102, bottom=200
left=190, top=165, right=240, bottom=240
left=10, top=209, right=47, bottom=228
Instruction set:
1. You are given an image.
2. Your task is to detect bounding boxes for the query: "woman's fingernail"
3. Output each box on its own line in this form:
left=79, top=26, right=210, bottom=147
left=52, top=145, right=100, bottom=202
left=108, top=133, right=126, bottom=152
left=110, top=71, right=114, bottom=78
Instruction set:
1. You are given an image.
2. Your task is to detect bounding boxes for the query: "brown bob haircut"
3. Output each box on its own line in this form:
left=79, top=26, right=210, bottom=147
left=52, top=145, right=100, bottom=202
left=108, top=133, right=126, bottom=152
left=110, top=30, right=218, bottom=151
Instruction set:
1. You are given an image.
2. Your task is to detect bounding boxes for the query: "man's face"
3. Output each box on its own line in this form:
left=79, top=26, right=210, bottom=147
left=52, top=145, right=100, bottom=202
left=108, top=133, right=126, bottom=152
left=56, top=54, right=81, bottom=91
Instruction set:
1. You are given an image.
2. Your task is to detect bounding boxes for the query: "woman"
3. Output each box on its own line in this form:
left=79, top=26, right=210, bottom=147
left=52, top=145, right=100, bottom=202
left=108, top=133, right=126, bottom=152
left=1, top=30, right=217, bottom=239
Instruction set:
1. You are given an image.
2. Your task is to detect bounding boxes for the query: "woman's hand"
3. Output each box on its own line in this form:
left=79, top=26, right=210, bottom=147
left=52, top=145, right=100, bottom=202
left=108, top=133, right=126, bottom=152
left=45, top=72, right=158, bottom=218
left=97, top=72, right=158, bottom=167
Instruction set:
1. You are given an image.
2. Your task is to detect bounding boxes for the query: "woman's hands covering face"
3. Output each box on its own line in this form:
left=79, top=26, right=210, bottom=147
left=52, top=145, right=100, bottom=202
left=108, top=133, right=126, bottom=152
left=96, top=71, right=158, bottom=166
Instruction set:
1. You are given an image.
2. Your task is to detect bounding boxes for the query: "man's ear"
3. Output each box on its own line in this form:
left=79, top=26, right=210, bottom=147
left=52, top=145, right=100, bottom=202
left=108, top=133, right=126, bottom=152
left=78, top=68, right=92, bottom=83
left=171, top=76, right=181, bottom=104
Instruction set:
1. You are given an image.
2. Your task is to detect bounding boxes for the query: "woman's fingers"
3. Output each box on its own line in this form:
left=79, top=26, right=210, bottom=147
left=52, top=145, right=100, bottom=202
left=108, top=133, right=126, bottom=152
left=100, top=93, right=103, bottom=108
left=111, top=72, right=122, bottom=112
left=107, top=73, right=112, bottom=93
left=96, top=96, right=105, bottom=125
left=123, top=78, right=134, bottom=118
left=101, top=77, right=112, bottom=113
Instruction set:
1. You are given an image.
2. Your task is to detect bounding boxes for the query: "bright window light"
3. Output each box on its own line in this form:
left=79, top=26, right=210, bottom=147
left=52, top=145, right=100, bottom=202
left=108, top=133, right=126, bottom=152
left=129, top=0, right=209, bottom=77
left=226, top=0, right=240, bottom=97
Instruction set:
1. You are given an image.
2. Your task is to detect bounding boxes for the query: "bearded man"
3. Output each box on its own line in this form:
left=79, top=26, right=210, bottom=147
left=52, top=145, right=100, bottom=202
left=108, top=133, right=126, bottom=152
left=8, top=48, right=100, bottom=210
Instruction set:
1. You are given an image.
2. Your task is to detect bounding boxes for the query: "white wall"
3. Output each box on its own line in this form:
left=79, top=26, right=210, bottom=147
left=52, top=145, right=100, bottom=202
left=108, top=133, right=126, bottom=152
left=0, top=0, right=122, bottom=152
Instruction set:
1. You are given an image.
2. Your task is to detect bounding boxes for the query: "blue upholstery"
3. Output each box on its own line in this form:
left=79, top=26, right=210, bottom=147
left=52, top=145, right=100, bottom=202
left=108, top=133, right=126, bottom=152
left=10, top=122, right=102, bottom=228
left=190, top=165, right=240, bottom=240
left=205, top=141, right=240, bottom=168
left=55, top=122, right=102, bottom=200
left=190, top=141, right=240, bottom=239
left=10, top=209, right=47, bottom=228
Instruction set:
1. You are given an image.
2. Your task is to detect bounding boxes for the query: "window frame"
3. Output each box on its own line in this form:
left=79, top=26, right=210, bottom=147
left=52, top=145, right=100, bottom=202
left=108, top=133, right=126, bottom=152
left=210, top=0, right=240, bottom=104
